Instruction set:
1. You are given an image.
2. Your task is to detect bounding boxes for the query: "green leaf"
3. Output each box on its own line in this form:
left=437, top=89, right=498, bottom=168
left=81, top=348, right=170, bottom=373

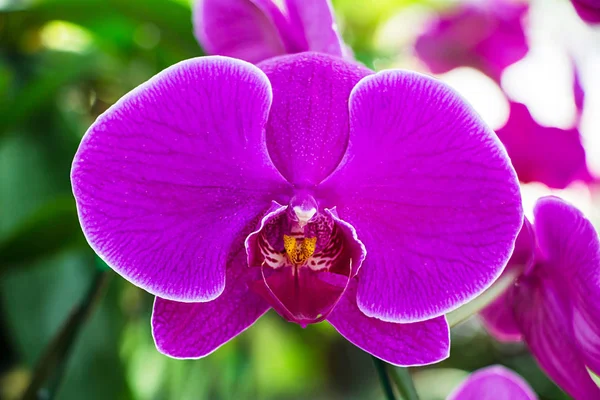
left=0, top=195, right=85, bottom=270
left=0, top=52, right=99, bottom=137
left=5, top=0, right=200, bottom=60
left=0, top=251, right=131, bottom=400
left=21, top=270, right=112, bottom=400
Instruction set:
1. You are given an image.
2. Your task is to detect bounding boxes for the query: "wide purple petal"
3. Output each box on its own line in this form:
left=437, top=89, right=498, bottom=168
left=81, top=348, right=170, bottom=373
left=496, top=103, right=588, bottom=189
left=71, top=57, right=290, bottom=301
left=194, top=0, right=298, bottom=63
left=259, top=53, right=371, bottom=186
left=284, top=0, right=344, bottom=57
left=534, top=196, right=600, bottom=375
left=152, top=250, right=269, bottom=358
left=327, top=281, right=449, bottom=366
left=513, top=274, right=600, bottom=399
left=318, top=70, right=522, bottom=323
left=571, top=0, right=600, bottom=24
left=448, top=365, right=537, bottom=400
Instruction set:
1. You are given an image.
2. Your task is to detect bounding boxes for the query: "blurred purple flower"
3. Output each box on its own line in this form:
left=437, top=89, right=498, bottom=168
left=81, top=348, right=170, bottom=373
left=496, top=102, right=591, bottom=189
left=71, top=53, right=523, bottom=365
left=481, top=196, right=600, bottom=399
left=571, top=0, right=600, bottom=24
left=573, top=61, right=585, bottom=117
left=414, top=0, right=528, bottom=82
left=448, top=365, right=537, bottom=400
left=193, top=0, right=347, bottom=63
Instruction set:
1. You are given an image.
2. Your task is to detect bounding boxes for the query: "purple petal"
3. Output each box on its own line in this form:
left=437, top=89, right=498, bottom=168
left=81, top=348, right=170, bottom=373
left=414, top=1, right=528, bottom=81
left=496, top=103, right=589, bottom=189
left=71, top=57, right=290, bottom=301
left=534, top=196, right=600, bottom=375
left=194, top=0, right=299, bottom=63
left=573, top=301, right=600, bottom=378
left=533, top=197, right=600, bottom=280
left=284, top=0, right=344, bottom=57
left=259, top=53, right=371, bottom=186
left=480, top=219, right=535, bottom=341
left=319, top=70, right=522, bottom=323
left=448, top=365, right=537, bottom=400
left=571, top=0, right=600, bottom=24
left=513, top=273, right=600, bottom=399
left=152, top=250, right=269, bottom=358
left=327, top=281, right=449, bottom=366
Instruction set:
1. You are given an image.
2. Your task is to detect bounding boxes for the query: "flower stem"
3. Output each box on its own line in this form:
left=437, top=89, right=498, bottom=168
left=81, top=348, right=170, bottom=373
left=21, top=269, right=111, bottom=400
left=389, top=367, right=420, bottom=400
left=372, top=357, right=397, bottom=400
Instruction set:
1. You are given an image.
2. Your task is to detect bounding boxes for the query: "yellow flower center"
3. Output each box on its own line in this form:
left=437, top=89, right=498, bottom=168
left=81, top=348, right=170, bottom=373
left=283, top=235, right=317, bottom=266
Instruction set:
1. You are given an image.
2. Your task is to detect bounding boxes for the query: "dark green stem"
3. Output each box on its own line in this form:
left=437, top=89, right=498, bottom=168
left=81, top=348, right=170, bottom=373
left=390, top=367, right=420, bottom=400
left=372, top=357, right=397, bottom=400
left=21, top=269, right=111, bottom=400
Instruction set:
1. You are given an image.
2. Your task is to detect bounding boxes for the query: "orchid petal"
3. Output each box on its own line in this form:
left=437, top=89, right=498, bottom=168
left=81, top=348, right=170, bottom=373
left=514, top=274, right=600, bottom=399
left=496, top=103, right=589, bottom=189
left=284, top=0, right=344, bottom=57
left=534, top=197, right=600, bottom=376
left=194, top=0, right=298, bottom=63
left=152, top=250, right=269, bottom=358
left=448, top=365, right=537, bottom=400
left=533, top=197, right=600, bottom=281
left=320, top=70, right=522, bottom=323
left=259, top=53, right=371, bottom=186
left=327, top=281, right=450, bottom=366
left=71, top=57, right=290, bottom=302
left=414, top=1, right=528, bottom=82
left=573, top=302, right=600, bottom=378
left=571, top=0, right=600, bottom=24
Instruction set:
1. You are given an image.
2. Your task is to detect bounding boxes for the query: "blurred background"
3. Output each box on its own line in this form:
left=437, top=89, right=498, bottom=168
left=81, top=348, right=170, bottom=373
left=0, top=0, right=599, bottom=399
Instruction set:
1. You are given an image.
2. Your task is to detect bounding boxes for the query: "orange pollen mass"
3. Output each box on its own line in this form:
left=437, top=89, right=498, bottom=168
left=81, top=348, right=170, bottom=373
left=283, top=235, right=317, bottom=266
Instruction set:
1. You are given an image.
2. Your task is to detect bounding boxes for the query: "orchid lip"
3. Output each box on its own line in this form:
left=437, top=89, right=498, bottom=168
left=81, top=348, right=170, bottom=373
left=245, top=194, right=364, bottom=325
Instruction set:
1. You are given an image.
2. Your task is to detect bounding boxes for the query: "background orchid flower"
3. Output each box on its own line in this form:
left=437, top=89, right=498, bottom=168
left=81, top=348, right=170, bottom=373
left=448, top=365, right=537, bottom=400
left=571, top=0, right=600, bottom=24
left=414, top=0, right=528, bottom=82
left=480, top=196, right=600, bottom=399
left=193, top=0, right=346, bottom=63
left=71, top=52, right=523, bottom=366
left=495, top=102, right=591, bottom=189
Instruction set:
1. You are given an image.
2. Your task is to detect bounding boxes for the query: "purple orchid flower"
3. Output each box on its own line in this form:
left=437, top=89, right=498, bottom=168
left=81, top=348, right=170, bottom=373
left=71, top=52, right=523, bottom=365
left=571, top=0, right=600, bottom=24
left=495, top=102, right=591, bottom=189
left=193, top=0, right=346, bottom=64
left=414, top=0, right=528, bottom=82
left=480, top=196, right=600, bottom=399
left=448, top=365, right=537, bottom=400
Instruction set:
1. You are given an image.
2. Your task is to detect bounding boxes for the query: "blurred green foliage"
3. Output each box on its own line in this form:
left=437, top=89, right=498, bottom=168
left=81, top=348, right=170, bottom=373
left=0, top=0, right=576, bottom=399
